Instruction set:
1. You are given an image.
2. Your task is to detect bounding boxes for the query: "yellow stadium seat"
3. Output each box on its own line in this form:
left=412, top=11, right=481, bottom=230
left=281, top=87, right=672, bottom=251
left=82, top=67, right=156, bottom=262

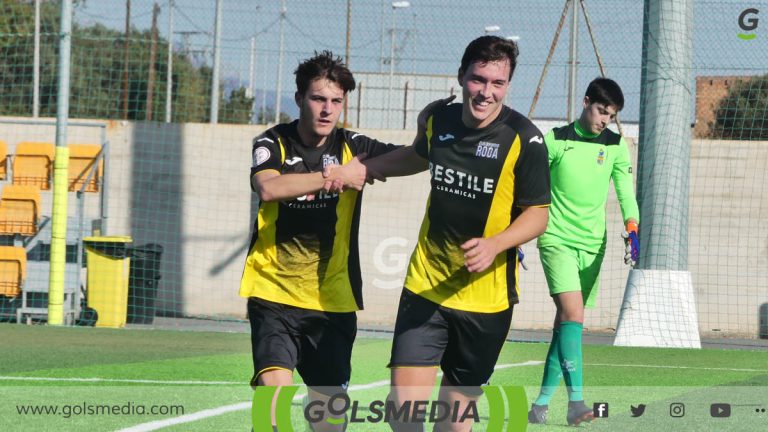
left=0, top=140, right=8, bottom=180
left=13, top=141, right=55, bottom=190
left=0, top=246, right=26, bottom=297
left=0, top=185, right=41, bottom=236
left=69, top=144, right=103, bottom=192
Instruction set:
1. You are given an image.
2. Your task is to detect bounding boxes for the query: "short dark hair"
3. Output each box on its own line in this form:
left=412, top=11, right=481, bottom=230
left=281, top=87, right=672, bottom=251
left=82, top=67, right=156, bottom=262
left=294, top=50, right=356, bottom=95
left=585, top=77, right=624, bottom=111
left=459, top=36, right=519, bottom=80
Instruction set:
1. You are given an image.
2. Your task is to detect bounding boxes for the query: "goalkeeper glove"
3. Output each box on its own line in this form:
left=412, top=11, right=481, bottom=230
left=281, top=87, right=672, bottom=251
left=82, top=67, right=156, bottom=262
left=517, top=247, right=528, bottom=271
left=621, top=221, right=639, bottom=266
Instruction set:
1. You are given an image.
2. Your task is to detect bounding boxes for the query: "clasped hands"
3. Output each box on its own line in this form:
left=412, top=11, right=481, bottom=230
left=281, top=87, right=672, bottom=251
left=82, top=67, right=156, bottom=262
left=318, top=153, right=385, bottom=196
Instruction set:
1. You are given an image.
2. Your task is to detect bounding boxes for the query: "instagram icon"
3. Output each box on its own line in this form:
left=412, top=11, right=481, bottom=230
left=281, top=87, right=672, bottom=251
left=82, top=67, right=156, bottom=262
left=669, top=403, right=685, bottom=418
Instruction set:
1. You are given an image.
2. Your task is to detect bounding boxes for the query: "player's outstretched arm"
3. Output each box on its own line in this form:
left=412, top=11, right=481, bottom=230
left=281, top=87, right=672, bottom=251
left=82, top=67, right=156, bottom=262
left=356, top=95, right=456, bottom=179
left=252, top=170, right=337, bottom=202
left=461, top=206, right=549, bottom=273
left=362, top=145, right=428, bottom=178
left=326, top=153, right=386, bottom=191
left=251, top=153, right=383, bottom=202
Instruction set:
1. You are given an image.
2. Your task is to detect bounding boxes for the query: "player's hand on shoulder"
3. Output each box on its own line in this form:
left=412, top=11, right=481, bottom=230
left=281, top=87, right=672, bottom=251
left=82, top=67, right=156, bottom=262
left=417, top=95, right=456, bottom=132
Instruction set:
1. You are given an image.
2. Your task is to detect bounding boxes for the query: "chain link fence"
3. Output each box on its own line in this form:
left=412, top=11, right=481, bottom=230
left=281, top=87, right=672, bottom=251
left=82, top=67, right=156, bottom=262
left=0, top=0, right=766, bottom=341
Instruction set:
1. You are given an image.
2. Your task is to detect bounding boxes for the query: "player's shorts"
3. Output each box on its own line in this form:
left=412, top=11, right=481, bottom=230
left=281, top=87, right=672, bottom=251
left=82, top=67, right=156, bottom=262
left=248, top=297, right=356, bottom=395
left=539, top=244, right=604, bottom=308
left=388, top=288, right=513, bottom=394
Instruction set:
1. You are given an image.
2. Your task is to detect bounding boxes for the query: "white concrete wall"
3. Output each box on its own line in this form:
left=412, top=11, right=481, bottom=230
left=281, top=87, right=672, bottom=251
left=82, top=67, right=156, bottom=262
left=2, top=116, right=766, bottom=336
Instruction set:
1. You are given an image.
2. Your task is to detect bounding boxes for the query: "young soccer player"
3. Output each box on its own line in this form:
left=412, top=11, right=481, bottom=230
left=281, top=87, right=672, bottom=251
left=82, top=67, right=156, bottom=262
left=528, top=77, right=640, bottom=426
left=240, top=51, right=399, bottom=432
left=358, top=35, right=551, bottom=431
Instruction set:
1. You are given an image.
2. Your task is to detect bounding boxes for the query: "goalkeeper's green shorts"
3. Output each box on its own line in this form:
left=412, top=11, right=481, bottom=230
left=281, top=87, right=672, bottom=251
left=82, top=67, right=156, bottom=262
left=539, top=245, right=604, bottom=308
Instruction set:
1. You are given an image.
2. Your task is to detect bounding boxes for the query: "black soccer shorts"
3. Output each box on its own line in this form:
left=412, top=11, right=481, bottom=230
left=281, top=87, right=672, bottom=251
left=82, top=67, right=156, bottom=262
left=248, top=297, right=356, bottom=395
left=388, top=288, right=513, bottom=393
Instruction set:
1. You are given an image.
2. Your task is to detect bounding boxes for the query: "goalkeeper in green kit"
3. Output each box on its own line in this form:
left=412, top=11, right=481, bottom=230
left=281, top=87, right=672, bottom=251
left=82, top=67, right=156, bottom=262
left=528, top=77, right=639, bottom=426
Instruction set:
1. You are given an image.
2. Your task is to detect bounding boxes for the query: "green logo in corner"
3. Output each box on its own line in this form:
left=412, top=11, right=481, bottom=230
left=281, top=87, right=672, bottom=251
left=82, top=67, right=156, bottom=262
left=252, top=385, right=528, bottom=431
left=738, top=8, right=759, bottom=40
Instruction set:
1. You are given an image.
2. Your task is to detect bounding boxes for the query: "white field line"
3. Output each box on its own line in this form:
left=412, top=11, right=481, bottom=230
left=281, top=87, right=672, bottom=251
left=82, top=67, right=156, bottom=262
left=0, top=376, right=240, bottom=385
left=5, top=360, right=759, bottom=387
left=587, top=363, right=768, bottom=373
left=115, top=402, right=252, bottom=432
left=495, top=360, right=544, bottom=370
left=114, top=361, right=542, bottom=432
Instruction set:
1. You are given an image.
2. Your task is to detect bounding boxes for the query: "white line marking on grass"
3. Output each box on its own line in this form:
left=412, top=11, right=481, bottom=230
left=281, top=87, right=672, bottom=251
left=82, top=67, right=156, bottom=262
left=588, top=363, right=768, bottom=373
left=116, top=380, right=392, bottom=432
left=116, top=402, right=252, bottom=432
left=116, top=361, right=538, bottom=431
left=0, top=376, right=240, bottom=385
left=495, top=360, right=544, bottom=370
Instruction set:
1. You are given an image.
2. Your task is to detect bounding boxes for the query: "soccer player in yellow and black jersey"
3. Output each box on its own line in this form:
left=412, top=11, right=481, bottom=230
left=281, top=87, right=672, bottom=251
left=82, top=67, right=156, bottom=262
left=361, top=36, right=551, bottom=432
left=239, top=51, right=399, bottom=432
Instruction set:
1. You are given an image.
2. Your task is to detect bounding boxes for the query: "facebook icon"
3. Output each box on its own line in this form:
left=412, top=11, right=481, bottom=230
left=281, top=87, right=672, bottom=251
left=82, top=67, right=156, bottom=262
left=594, top=402, right=609, bottom=418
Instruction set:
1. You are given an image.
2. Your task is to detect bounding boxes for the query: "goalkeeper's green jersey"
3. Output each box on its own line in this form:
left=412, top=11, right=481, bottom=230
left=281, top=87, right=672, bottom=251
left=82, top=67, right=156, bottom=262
left=537, top=120, right=639, bottom=253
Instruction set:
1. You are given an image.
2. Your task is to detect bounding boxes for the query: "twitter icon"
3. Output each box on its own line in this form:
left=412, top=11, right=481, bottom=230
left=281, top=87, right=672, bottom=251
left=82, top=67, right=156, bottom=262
left=630, top=404, right=646, bottom=417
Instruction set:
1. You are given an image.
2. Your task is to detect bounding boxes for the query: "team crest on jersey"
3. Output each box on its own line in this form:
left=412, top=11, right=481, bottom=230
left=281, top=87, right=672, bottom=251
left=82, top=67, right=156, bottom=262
left=597, top=148, right=605, bottom=165
left=253, top=146, right=271, bottom=167
left=475, top=141, right=499, bottom=159
left=322, top=154, right=340, bottom=167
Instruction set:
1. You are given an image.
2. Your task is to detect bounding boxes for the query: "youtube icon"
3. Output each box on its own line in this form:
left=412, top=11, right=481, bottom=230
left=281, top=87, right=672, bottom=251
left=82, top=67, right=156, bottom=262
left=710, top=403, right=731, bottom=418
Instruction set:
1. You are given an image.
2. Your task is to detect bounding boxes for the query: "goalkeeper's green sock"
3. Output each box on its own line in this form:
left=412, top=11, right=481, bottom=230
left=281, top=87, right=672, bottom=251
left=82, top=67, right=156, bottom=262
left=559, top=321, right=584, bottom=402
left=533, top=328, right=562, bottom=406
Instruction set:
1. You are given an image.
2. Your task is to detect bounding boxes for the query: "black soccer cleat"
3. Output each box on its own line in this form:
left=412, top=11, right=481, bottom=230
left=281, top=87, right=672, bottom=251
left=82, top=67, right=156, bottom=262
left=528, top=404, right=548, bottom=424
left=567, top=401, right=595, bottom=426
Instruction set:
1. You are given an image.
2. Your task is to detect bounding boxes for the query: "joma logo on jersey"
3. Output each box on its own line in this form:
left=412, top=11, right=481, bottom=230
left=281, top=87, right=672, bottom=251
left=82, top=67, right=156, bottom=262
left=475, top=141, right=500, bottom=159
left=322, top=154, right=340, bottom=168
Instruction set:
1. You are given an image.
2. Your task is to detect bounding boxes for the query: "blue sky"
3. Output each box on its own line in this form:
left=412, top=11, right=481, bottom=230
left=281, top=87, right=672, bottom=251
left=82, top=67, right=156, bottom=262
left=74, top=0, right=768, bottom=122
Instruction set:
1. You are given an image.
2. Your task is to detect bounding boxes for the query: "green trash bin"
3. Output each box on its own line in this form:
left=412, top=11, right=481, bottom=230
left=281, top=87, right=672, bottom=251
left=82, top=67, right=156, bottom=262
left=83, top=236, right=132, bottom=328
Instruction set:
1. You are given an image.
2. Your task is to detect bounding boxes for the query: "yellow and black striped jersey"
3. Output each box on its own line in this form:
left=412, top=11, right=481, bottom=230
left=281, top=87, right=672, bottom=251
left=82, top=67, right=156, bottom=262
left=239, top=121, right=399, bottom=312
left=404, top=104, right=551, bottom=313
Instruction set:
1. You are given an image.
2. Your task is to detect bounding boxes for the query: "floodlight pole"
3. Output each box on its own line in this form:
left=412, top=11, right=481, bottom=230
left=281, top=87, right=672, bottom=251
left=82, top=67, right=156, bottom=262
left=387, top=2, right=410, bottom=129
left=529, top=0, right=570, bottom=118
left=122, top=0, right=131, bottom=119
left=210, top=0, right=223, bottom=124
left=343, top=0, right=351, bottom=127
left=165, top=0, right=174, bottom=123
left=248, top=36, right=256, bottom=99
left=49, top=0, right=74, bottom=326
left=33, top=0, right=41, bottom=117
left=275, top=0, right=286, bottom=124
left=567, top=0, right=579, bottom=122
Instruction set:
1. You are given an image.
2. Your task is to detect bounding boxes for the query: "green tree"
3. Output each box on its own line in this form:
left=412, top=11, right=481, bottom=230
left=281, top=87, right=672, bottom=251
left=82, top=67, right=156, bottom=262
left=218, top=86, right=254, bottom=124
left=256, top=107, right=292, bottom=125
left=712, top=74, right=768, bottom=140
left=0, top=0, right=60, bottom=116
left=0, top=0, right=217, bottom=123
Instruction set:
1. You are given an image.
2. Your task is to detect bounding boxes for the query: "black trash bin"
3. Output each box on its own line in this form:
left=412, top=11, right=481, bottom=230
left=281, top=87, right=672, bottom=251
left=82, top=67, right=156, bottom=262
left=127, top=244, right=163, bottom=324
